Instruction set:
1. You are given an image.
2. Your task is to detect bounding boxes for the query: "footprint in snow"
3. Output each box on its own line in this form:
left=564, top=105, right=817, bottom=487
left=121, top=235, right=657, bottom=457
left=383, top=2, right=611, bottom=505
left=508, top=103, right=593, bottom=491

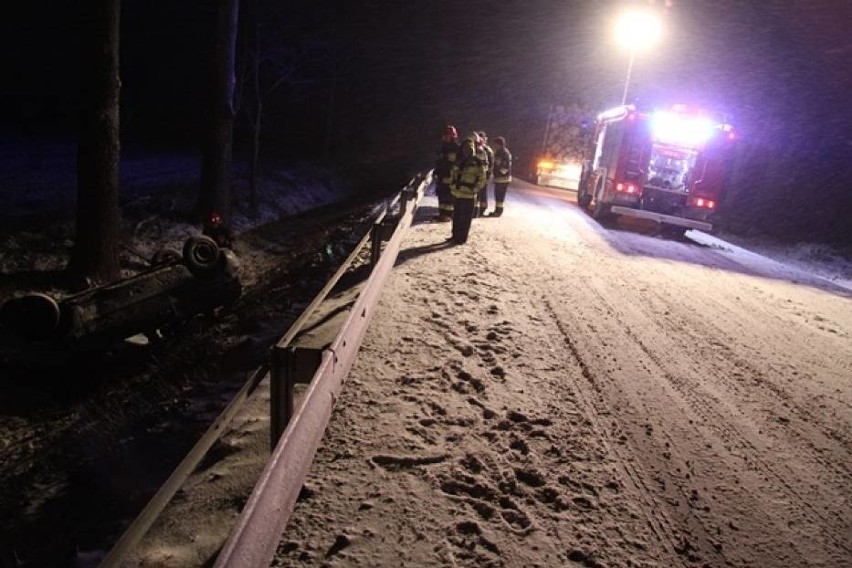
left=370, top=453, right=449, bottom=471
left=457, top=369, right=486, bottom=392
left=535, top=486, right=571, bottom=512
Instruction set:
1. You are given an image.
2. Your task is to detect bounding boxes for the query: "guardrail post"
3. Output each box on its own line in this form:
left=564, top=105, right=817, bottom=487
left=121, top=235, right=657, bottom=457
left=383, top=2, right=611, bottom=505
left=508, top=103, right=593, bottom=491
left=370, top=221, right=383, bottom=266
left=271, top=345, right=324, bottom=449
left=269, top=345, right=292, bottom=450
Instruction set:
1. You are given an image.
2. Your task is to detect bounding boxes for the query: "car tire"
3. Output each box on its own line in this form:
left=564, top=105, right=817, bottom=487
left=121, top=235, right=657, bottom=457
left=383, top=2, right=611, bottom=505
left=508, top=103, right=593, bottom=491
left=183, top=235, right=221, bottom=278
left=0, top=292, right=61, bottom=341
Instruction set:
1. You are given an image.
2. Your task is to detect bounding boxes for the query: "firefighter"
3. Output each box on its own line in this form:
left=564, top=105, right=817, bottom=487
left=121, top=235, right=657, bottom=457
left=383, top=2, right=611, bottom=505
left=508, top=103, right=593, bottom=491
left=449, top=135, right=487, bottom=244
left=488, top=136, right=512, bottom=217
left=474, top=131, right=494, bottom=216
left=434, top=125, right=459, bottom=222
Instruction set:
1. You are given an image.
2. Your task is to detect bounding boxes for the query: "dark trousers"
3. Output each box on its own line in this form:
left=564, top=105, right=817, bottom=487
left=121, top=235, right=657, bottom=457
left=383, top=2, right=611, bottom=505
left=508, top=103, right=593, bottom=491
left=436, top=182, right=453, bottom=216
left=494, top=182, right=509, bottom=213
left=452, top=197, right=475, bottom=243
left=476, top=185, right=489, bottom=212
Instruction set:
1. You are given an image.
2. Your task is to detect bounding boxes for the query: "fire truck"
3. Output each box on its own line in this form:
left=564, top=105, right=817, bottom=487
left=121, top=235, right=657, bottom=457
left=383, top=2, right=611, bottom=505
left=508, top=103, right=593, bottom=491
left=577, top=104, right=737, bottom=233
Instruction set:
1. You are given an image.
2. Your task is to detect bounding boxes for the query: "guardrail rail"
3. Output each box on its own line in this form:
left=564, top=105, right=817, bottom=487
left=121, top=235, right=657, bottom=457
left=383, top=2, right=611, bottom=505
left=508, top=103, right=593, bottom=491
left=99, top=171, right=431, bottom=568
left=214, top=173, right=428, bottom=567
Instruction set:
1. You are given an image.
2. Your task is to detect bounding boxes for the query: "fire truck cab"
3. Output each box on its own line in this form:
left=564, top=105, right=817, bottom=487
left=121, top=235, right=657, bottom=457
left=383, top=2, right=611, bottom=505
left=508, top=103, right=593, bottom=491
left=577, top=104, right=737, bottom=233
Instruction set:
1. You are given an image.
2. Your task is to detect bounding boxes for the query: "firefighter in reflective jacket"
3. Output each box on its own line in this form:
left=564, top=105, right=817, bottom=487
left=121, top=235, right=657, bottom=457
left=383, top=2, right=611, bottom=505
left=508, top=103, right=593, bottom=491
left=474, top=131, right=494, bottom=216
left=450, top=136, right=487, bottom=244
left=434, top=125, right=459, bottom=222
left=488, top=136, right=512, bottom=217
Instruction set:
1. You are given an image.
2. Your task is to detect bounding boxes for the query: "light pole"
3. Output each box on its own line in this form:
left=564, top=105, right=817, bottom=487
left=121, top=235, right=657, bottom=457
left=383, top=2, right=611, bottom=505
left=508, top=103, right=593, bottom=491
left=621, top=48, right=637, bottom=106
left=615, top=10, right=662, bottom=106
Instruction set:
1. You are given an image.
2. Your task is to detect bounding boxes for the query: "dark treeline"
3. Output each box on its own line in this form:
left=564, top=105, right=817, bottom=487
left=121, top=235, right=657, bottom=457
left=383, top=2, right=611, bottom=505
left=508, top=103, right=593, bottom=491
left=1, top=0, right=850, bottom=246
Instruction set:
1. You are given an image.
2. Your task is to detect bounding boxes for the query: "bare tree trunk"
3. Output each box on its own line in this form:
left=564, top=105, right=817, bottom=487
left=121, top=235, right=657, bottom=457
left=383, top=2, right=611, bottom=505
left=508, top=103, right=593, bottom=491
left=199, top=0, right=240, bottom=226
left=249, top=98, right=261, bottom=211
left=248, top=20, right=261, bottom=211
left=69, top=0, right=122, bottom=287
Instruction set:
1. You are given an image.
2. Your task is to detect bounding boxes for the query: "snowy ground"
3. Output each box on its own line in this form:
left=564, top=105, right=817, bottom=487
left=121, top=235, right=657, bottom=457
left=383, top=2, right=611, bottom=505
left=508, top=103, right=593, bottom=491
left=119, top=182, right=852, bottom=568
left=267, top=183, right=851, bottom=567
left=2, top=146, right=851, bottom=567
left=704, top=232, right=852, bottom=293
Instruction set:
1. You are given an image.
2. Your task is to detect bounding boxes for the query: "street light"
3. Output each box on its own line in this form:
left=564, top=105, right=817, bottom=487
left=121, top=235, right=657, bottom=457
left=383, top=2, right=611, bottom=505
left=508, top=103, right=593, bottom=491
left=615, top=9, right=662, bottom=105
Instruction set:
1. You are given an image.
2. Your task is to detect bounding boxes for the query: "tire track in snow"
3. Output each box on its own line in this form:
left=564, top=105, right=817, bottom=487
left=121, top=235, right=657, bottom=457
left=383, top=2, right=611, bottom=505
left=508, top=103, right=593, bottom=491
left=644, top=285, right=852, bottom=475
left=574, top=252, right=852, bottom=551
left=613, top=314, right=851, bottom=557
left=538, top=296, right=689, bottom=567
left=625, top=264, right=852, bottom=459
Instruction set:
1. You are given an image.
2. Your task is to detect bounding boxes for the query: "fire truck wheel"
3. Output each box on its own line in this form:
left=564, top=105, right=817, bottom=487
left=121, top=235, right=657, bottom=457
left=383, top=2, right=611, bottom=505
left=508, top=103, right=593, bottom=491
left=592, top=187, right=610, bottom=221
left=150, top=247, right=182, bottom=267
left=662, top=226, right=687, bottom=240
left=183, top=235, right=222, bottom=278
left=577, top=185, right=591, bottom=208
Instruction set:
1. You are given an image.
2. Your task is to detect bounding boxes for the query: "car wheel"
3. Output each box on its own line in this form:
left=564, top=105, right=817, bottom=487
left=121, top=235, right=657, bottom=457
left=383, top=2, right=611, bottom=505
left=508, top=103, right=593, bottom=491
left=0, top=292, right=61, bottom=341
left=183, top=235, right=221, bottom=278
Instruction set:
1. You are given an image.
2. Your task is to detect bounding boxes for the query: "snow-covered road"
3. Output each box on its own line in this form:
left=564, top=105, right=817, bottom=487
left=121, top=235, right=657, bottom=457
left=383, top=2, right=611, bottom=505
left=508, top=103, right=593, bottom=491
left=274, top=180, right=852, bottom=567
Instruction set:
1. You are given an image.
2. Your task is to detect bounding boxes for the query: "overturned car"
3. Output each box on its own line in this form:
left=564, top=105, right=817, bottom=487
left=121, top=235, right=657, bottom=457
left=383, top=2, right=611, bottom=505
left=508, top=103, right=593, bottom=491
left=0, top=235, right=241, bottom=364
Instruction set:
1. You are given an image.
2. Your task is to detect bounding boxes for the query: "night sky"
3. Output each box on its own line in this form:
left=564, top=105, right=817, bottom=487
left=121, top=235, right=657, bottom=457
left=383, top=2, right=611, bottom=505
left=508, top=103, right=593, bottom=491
left=2, top=0, right=851, bottom=241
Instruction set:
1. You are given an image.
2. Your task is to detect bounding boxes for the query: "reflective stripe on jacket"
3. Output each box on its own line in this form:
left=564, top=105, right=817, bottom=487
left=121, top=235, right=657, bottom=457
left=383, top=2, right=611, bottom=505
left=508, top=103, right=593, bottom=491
left=435, top=140, right=460, bottom=184
left=451, top=158, right=486, bottom=199
left=482, top=144, right=494, bottom=177
left=493, top=147, right=512, bottom=183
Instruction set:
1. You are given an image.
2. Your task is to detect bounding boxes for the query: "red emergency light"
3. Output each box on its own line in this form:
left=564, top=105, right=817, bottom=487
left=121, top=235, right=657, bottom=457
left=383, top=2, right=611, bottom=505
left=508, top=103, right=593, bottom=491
left=690, top=197, right=716, bottom=209
left=616, top=182, right=638, bottom=194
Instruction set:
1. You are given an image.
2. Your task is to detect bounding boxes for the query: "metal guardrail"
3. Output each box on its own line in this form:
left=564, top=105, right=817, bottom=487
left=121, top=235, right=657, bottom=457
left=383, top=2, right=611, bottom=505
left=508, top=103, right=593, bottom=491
left=214, top=173, right=429, bottom=568
left=98, top=172, right=429, bottom=568
left=268, top=204, right=393, bottom=447
left=99, top=361, right=268, bottom=568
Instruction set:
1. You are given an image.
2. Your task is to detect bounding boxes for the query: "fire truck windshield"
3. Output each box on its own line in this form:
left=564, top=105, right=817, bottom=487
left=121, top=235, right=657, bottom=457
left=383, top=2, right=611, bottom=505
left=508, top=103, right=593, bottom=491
left=651, top=110, right=715, bottom=148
